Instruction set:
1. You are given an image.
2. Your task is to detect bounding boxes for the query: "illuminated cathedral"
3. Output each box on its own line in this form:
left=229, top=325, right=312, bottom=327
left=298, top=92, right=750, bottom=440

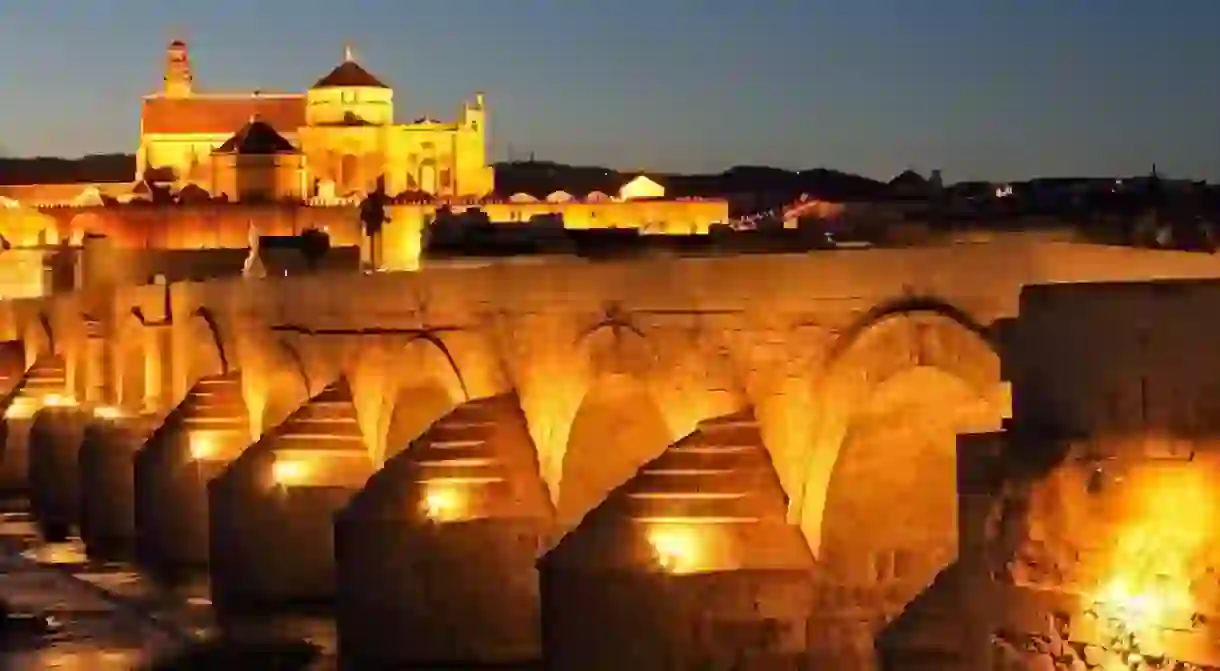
left=137, top=40, right=493, bottom=202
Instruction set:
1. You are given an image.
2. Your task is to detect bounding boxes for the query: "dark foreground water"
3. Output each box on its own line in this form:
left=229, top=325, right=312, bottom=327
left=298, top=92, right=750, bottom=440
left=0, top=505, right=335, bottom=670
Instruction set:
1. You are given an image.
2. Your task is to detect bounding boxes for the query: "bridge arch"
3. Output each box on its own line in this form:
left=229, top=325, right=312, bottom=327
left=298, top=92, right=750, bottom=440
left=800, top=301, right=1004, bottom=553
left=376, top=332, right=470, bottom=466
left=798, top=301, right=1004, bottom=655
left=250, top=335, right=317, bottom=436
left=113, top=310, right=148, bottom=410
left=551, top=322, right=675, bottom=536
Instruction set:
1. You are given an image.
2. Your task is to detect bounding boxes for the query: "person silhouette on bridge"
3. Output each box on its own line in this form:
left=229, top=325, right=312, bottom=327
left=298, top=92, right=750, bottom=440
left=359, top=180, right=390, bottom=270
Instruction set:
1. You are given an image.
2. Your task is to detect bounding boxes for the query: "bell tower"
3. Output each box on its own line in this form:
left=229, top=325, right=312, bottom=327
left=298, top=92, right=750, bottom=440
left=164, top=39, right=194, bottom=98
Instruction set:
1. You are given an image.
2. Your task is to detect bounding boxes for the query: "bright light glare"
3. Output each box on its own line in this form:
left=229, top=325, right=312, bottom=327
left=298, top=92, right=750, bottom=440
left=93, top=405, right=123, bottom=420
left=1088, top=465, right=1207, bottom=649
left=42, top=393, right=76, bottom=408
left=271, top=459, right=310, bottom=486
left=3, top=398, right=36, bottom=419
left=421, top=486, right=464, bottom=522
left=1094, top=579, right=1173, bottom=631
left=646, top=525, right=701, bottom=574
left=188, top=433, right=217, bottom=461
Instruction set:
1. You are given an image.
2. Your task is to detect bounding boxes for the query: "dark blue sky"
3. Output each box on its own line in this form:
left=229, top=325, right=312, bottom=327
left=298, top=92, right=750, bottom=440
left=2, top=1, right=1218, bottom=181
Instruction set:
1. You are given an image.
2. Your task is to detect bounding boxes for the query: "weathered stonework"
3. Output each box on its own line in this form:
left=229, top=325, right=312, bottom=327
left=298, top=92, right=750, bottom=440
left=336, top=394, right=552, bottom=667
left=3, top=241, right=1220, bottom=666
left=78, top=412, right=163, bottom=557
left=0, top=355, right=65, bottom=493
left=134, top=372, right=250, bottom=569
left=28, top=405, right=90, bottom=539
left=209, top=379, right=372, bottom=609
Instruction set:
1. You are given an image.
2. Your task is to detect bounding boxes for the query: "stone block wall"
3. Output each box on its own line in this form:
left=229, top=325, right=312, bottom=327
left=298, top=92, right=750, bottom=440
left=960, top=278, right=1220, bottom=668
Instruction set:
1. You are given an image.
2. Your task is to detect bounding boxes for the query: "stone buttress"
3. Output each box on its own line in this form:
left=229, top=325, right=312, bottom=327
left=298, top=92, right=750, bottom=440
left=335, top=394, right=553, bottom=668
left=134, top=371, right=249, bottom=569
left=0, top=355, right=67, bottom=494
left=208, top=378, right=373, bottom=610
left=540, top=410, right=814, bottom=671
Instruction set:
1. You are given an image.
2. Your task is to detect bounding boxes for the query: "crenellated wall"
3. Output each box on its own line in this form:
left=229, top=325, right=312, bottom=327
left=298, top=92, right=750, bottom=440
left=7, top=239, right=1220, bottom=667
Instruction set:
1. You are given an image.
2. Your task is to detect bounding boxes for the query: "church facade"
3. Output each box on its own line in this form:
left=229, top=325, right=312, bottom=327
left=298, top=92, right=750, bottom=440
left=137, top=40, right=493, bottom=201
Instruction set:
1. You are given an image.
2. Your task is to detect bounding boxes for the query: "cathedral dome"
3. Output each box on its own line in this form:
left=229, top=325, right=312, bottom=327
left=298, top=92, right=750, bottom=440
left=312, top=47, right=388, bottom=89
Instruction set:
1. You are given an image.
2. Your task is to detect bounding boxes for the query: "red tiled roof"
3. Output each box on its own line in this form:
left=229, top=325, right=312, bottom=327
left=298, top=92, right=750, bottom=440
left=312, top=61, right=388, bottom=89
left=141, top=95, right=306, bottom=135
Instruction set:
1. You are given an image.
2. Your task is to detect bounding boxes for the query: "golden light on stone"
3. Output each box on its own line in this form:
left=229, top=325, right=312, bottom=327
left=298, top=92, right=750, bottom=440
left=1086, top=462, right=1211, bottom=657
left=271, top=457, right=311, bottom=486
left=646, top=524, right=702, bottom=575
left=93, top=405, right=123, bottom=420
left=420, top=483, right=465, bottom=522
left=3, top=397, right=37, bottom=419
left=1093, top=578, right=1179, bottom=632
left=42, top=393, right=76, bottom=408
left=188, top=432, right=219, bottom=461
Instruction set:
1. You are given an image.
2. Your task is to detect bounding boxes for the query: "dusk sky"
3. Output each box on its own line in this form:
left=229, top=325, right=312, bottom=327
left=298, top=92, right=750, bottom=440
left=2, top=1, right=1218, bottom=181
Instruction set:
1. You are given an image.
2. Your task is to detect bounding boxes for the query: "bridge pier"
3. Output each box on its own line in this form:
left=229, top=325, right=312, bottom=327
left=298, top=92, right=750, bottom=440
left=79, top=412, right=163, bottom=558
left=134, top=372, right=249, bottom=570
left=0, top=356, right=68, bottom=494
left=28, top=404, right=91, bottom=540
left=334, top=394, right=554, bottom=668
left=540, top=411, right=815, bottom=671
left=208, top=380, right=372, bottom=611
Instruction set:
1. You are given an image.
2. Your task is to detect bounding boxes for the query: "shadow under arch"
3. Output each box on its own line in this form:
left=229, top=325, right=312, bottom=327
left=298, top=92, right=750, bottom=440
left=377, top=333, right=470, bottom=467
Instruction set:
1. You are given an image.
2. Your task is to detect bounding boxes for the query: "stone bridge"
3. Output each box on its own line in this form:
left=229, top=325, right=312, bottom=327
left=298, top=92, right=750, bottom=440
left=3, top=239, right=1220, bottom=669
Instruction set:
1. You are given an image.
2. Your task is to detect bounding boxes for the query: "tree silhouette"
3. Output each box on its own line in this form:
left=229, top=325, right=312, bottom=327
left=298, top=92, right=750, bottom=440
left=299, top=227, right=331, bottom=271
